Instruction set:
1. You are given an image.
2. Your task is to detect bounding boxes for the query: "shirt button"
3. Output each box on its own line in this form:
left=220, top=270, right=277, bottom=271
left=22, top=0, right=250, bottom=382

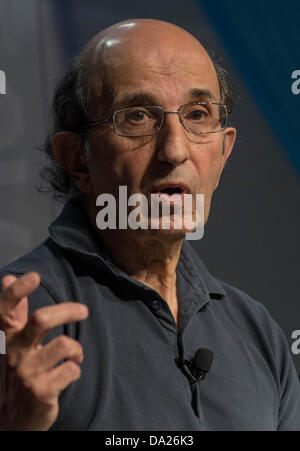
left=151, top=300, right=162, bottom=312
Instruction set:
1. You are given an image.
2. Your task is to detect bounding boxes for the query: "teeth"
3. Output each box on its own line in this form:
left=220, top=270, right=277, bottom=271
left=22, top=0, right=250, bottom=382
left=158, top=192, right=183, bottom=203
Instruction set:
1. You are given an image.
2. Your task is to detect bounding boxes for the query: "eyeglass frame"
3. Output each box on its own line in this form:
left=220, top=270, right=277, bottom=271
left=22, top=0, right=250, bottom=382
left=79, top=102, right=231, bottom=137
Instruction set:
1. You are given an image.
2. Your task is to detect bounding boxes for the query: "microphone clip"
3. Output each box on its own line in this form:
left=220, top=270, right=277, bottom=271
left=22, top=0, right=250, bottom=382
left=175, top=348, right=214, bottom=385
left=175, top=358, right=206, bottom=384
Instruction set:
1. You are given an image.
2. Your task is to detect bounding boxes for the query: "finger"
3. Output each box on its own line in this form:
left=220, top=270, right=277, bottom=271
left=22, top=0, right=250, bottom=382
left=0, top=274, right=37, bottom=336
left=16, top=302, right=89, bottom=349
left=0, top=296, right=28, bottom=341
left=1, top=276, right=28, bottom=330
left=25, top=335, right=84, bottom=374
left=1, top=274, right=17, bottom=291
left=39, top=360, right=82, bottom=398
left=0, top=272, right=40, bottom=315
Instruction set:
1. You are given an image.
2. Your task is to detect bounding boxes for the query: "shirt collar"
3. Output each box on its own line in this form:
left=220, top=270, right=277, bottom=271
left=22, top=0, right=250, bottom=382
left=179, top=241, right=226, bottom=299
left=49, top=199, right=226, bottom=300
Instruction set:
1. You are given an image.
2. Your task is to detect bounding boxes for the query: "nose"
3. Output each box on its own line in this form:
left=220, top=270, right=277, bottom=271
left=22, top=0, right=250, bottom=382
left=156, top=112, right=189, bottom=167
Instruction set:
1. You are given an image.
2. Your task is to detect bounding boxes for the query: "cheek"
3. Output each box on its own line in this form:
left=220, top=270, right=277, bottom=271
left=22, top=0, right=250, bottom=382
left=191, top=143, right=223, bottom=224
left=89, top=134, right=152, bottom=194
left=117, top=148, right=154, bottom=193
left=192, top=142, right=223, bottom=191
left=87, top=139, right=122, bottom=196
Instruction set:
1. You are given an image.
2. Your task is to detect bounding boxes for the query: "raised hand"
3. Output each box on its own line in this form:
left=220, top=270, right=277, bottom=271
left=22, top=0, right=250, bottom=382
left=0, top=272, right=88, bottom=430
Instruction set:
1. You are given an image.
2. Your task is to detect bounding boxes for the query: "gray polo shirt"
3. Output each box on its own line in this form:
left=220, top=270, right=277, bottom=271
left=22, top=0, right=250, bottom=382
left=1, top=199, right=299, bottom=431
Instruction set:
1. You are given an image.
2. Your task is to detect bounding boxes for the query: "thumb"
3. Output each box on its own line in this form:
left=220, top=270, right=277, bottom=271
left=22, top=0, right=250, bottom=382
left=1, top=274, right=17, bottom=291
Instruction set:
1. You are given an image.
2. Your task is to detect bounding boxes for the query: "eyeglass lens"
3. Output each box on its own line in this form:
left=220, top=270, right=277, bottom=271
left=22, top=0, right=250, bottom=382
left=113, top=104, right=227, bottom=136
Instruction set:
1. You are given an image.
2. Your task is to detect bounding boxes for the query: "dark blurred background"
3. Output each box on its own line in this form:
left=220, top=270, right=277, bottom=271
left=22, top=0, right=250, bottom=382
left=0, top=0, right=299, bottom=371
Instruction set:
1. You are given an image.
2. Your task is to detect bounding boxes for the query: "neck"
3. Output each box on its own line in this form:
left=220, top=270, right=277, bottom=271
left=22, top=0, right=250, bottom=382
left=86, top=202, right=184, bottom=323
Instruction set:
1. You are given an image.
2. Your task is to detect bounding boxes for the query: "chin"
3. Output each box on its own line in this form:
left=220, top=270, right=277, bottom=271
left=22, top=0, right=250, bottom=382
left=143, top=216, right=197, bottom=238
left=145, top=227, right=187, bottom=241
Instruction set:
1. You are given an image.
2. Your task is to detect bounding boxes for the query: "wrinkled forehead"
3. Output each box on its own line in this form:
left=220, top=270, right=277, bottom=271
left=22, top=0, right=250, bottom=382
left=83, top=22, right=220, bottom=110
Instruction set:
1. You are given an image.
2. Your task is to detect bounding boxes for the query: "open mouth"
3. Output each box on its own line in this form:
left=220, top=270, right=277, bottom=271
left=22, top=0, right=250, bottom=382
left=159, top=187, right=183, bottom=195
left=151, top=185, right=188, bottom=203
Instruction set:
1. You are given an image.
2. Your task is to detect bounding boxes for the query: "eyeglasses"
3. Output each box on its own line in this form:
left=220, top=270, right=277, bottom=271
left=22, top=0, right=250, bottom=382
left=80, top=102, right=230, bottom=137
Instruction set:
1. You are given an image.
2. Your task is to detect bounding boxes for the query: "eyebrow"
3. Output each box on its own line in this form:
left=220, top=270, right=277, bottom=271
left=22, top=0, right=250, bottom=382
left=112, top=92, right=157, bottom=110
left=189, top=88, right=216, bottom=101
left=112, top=88, right=217, bottom=110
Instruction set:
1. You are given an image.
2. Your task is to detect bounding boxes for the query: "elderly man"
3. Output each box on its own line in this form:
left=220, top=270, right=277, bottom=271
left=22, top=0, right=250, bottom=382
left=0, top=19, right=299, bottom=431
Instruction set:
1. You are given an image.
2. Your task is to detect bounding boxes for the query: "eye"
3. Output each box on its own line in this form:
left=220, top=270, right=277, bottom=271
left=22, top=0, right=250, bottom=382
left=126, top=109, right=149, bottom=122
left=186, top=109, right=208, bottom=121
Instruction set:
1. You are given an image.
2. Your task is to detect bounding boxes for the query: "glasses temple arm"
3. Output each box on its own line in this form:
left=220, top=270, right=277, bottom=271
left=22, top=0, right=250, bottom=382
left=80, top=116, right=112, bottom=131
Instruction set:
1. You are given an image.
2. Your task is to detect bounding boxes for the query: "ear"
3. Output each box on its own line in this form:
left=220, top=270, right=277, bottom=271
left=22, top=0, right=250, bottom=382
left=52, top=132, right=92, bottom=195
left=214, top=127, right=237, bottom=189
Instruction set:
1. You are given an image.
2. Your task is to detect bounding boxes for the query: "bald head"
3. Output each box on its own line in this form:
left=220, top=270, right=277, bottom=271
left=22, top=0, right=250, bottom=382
left=82, top=19, right=210, bottom=65
left=80, top=19, right=224, bottom=116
